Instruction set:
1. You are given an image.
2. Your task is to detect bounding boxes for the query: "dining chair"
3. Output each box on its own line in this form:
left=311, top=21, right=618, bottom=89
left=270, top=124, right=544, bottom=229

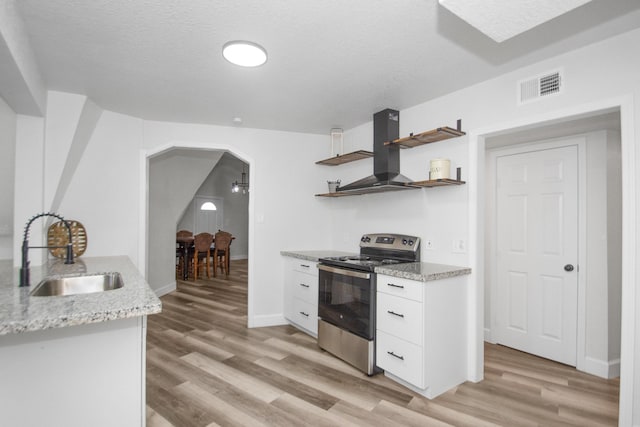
left=192, top=232, right=214, bottom=280
left=213, top=230, right=233, bottom=277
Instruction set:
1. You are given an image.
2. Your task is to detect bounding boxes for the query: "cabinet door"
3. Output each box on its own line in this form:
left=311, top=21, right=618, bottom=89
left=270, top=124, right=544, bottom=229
left=377, top=292, right=423, bottom=346
left=292, top=270, right=318, bottom=304
left=291, top=298, right=318, bottom=335
left=376, top=330, right=424, bottom=388
left=377, top=275, right=424, bottom=302
left=293, top=261, right=318, bottom=275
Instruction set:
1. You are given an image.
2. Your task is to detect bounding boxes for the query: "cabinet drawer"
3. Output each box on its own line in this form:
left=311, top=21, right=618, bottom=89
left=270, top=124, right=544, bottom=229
left=291, top=298, right=318, bottom=335
left=377, top=275, right=424, bottom=302
left=293, top=261, right=318, bottom=275
left=376, top=292, right=423, bottom=346
left=292, top=270, right=318, bottom=304
left=376, top=330, right=424, bottom=388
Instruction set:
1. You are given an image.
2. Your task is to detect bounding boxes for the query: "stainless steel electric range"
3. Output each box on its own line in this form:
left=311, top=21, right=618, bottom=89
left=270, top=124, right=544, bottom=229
left=317, top=233, right=420, bottom=375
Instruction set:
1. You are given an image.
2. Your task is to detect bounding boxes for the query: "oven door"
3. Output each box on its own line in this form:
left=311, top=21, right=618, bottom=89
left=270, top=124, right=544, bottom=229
left=318, top=264, right=375, bottom=340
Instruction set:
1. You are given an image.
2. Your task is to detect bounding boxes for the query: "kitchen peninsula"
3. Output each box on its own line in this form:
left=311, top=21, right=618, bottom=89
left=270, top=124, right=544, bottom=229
left=0, top=256, right=161, bottom=427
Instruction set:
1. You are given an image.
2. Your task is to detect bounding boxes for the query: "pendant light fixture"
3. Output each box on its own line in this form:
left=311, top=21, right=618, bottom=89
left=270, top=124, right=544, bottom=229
left=231, top=165, right=249, bottom=194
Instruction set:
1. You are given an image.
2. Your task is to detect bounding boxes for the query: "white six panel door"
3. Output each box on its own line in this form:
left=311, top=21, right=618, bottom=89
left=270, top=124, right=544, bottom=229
left=495, top=144, right=578, bottom=366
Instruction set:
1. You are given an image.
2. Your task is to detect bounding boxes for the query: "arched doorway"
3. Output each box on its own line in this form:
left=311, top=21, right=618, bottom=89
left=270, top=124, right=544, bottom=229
left=139, top=142, right=256, bottom=328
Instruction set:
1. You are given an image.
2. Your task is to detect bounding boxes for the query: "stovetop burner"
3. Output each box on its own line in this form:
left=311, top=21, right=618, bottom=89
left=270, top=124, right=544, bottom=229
left=319, top=233, right=420, bottom=272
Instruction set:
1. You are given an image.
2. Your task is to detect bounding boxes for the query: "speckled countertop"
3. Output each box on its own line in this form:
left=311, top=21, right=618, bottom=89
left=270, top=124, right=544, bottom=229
left=0, top=256, right=161, bottom=336
left=375, top=262, right=471, bottom=281
left=280, top=250, right=357, bottom=262
left=281, top=250, right=470, bottom=282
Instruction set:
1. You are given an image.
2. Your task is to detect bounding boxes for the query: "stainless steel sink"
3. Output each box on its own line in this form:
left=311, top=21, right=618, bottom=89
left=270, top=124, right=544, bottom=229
left=30, top=272, right=124, bottom=297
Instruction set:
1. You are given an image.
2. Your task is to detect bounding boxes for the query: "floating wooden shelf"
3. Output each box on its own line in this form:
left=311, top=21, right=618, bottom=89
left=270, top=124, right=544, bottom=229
left=409, top=179, right=466, bottom=188
left=386, top=126, right=466, bottom=148
left=315, top=191, right=356, bottom=197
left=315, top=150, right=374, bottom=166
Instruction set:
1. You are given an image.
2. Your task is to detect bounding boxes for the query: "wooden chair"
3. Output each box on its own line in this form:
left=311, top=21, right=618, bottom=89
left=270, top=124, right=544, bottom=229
left=213, top=231, right=233, bottom=277
left=192, top=232, right=214, bottom=280
left=176, top=229, right=193, bottom=239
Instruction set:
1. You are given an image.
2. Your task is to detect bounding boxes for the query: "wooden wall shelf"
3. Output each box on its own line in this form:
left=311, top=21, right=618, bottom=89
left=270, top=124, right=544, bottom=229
left=386, top=126, right=466, bottom=149
left=315, top=150, right=374, bottom=166
left=409, top=179, right=466, bottom=188
left=315, top=191, right=355, bottom=197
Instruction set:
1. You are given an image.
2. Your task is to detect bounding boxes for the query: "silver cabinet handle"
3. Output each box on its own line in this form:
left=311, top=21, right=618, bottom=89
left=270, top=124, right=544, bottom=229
left=387, top=351, right=404, bottom=360
left=387, top=310, right=404, bottom=318
left=318, top=264, right=371, bottom=279
left=299, top=311, right=309, bottom=317
left=387, top=283, right=404, bottom=289
left=300, top=264, right=310, bottom=268
left=299, top=283, right=310, bottom=288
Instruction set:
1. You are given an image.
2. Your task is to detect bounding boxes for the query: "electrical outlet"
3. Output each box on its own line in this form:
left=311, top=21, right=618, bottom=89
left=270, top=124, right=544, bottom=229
left=425, top=239, right=434, bottom=250
left=452, top=239, right=466, bottom=253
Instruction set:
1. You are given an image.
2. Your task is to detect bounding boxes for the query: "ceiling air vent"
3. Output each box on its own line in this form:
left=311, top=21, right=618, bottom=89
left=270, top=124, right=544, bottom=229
left=518, top=69, right=563, bottom=105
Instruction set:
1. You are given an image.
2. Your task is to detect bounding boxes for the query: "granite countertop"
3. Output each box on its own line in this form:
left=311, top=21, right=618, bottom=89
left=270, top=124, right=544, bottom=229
left=280, top=250, right=357, bottom=262
left=0, top=256, right=161, bottom=336
left=375, top=262, right=471, bottom=281
left=281, top=250, right=470, bottom=282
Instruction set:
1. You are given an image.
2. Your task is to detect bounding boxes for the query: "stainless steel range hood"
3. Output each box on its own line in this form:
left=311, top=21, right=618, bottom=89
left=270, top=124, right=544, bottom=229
left=337, top=109, right=419, bottom=195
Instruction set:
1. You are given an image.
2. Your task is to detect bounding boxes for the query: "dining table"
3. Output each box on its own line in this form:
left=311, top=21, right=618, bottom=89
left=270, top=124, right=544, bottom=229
left=176, top=235, right=235, bottom=280
left=176, top=235, right=194, bottom=280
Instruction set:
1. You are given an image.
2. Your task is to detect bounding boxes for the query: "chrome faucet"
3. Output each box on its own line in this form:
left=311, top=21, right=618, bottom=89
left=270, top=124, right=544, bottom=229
left=20, top=212, right=74, bottom=287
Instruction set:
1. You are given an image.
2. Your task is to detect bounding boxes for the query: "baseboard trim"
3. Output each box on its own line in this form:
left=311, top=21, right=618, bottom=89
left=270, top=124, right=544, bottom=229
left=248, top=314, right=288, bottom=329
left=583, top=356, right=621, bottom=379
left=484, top=327, right=495, bottom=343
left=154, top=281, right=176, bottom=297
left=231, top=255, right=248, bottom=261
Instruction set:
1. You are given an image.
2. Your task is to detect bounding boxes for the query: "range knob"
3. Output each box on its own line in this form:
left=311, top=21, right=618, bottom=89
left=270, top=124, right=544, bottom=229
left=365, top=236, right=371, bottom=242
left=408, top=240, right=414, bottom=246
left=402, top=239, right=408, bottom=245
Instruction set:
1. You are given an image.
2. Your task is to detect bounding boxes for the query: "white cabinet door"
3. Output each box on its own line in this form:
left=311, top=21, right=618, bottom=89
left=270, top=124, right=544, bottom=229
left=377, top=292, right=423, bottom=346
left=283, top=257, right=318, bottom=336
left=292, top=270, right=318, bottom=304
left=376, top=330, right=424, bottom=388
left=291, top=298, right=318, bottom=334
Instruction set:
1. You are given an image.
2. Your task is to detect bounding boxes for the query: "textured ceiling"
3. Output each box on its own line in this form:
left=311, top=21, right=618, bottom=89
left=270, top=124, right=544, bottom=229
left=12, top=0, right=640, bottom=134
left=438, top=0, right=593, bottom=42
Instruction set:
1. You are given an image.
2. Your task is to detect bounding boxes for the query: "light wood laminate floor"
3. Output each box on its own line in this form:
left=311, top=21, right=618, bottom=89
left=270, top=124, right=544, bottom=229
left=146, top=260, right=619, bottom=426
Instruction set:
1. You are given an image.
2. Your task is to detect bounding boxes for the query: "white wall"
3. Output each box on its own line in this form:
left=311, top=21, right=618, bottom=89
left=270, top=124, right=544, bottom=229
left=57, top=110, right=144, bottom=264
left=0, top=96, right=16, bottom=260
left=178, top=152, right=250, bottom=259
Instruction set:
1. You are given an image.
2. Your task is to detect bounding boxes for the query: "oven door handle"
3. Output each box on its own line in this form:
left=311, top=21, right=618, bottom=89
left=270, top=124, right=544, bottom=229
left=318, top=264, right=371, bottom=280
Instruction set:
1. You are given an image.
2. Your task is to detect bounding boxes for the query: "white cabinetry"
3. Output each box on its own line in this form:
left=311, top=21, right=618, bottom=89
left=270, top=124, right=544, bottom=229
left=0, top=317, right=146, bottom=427
left=283, top=257, right=318, bottom=336
left=376, top=274, right=467, bottom=399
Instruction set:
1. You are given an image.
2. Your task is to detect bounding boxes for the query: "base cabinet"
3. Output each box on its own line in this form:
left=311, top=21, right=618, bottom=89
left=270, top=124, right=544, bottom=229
left=376, top=274, right=468, bottom=399
left=0, top=317, right=147, bottom=427
left=283, top=257, right=318, bottom=336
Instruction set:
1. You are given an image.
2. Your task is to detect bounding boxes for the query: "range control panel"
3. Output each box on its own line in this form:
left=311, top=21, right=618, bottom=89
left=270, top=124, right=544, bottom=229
left=360, top=233, right=420, bottom=252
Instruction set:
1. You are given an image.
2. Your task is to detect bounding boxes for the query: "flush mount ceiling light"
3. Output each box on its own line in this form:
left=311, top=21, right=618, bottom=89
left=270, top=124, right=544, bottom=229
left=438, top=0, right=593, bottom=42
left=222, top=41, right=267, bottom=67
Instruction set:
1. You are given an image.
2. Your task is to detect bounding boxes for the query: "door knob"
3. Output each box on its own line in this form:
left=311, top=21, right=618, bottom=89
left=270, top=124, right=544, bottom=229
left=564, top=264, right=574, bottom=272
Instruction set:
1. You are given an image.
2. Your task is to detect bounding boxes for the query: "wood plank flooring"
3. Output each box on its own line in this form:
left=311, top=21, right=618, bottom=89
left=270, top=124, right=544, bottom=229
left=146, top=260, right=619, bottom=426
